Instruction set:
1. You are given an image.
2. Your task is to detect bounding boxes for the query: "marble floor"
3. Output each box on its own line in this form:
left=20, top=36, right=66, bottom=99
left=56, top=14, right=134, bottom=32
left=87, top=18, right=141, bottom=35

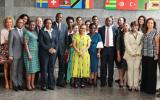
left=0, top=83, right=159, bottom=100
left=0, top=64, right=159, bottom=100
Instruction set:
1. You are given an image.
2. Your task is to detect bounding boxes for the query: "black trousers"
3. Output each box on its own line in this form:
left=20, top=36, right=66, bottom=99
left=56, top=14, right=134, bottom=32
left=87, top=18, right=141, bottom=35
left=40, top=54, right=56, bottom=88
left=55, top=48, right=65, bottom=84
left=141, top=56, right=158, bottom=94
left=100, top=47, right=115, bottom=85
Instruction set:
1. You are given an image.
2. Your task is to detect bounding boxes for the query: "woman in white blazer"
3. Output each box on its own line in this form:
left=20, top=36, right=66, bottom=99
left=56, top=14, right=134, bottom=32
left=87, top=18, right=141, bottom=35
left=124, top=21, right=143, bottom=91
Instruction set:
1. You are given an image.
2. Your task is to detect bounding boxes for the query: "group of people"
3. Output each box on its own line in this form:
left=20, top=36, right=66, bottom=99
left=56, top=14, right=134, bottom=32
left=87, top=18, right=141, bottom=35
left=0, top=13, right=160, bottom=96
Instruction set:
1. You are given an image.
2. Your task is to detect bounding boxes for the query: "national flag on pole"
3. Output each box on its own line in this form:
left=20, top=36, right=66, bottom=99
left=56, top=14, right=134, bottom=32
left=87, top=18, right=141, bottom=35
left=60, top=0, right=71, bottom=8
left=146, top=0, right=160, bottom=10
left=36, top=0, right=48, bottom=8
left=117, top=0, right=138, bottom=10
left=48, top=0, right=60, bottom=8
left=82, top=0, right=94, bottom=9
left=71, top=0, right=93, bottom=9
left=105, top=0, right=117, bottom=10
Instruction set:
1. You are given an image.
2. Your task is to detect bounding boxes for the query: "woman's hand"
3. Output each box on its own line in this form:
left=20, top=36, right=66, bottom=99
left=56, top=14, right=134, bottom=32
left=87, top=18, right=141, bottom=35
left=28, top=54, right=32, bottom=61
left=97, top=52, right=101, bottom=58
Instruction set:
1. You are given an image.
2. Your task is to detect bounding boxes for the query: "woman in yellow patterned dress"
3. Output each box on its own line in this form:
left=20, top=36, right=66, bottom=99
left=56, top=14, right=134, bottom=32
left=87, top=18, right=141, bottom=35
left=71, top=24, right=91, bottom=88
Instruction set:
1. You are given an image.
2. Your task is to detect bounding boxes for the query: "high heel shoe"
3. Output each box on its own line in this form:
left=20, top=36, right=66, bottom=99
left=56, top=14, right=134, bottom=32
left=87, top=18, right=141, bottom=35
left=128, top=87, right=132, bottom=91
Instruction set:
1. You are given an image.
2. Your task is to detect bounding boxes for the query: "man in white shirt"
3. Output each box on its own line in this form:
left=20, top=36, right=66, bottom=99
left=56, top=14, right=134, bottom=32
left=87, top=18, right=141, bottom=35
left=8, top=18, right=24, bottom=91
left=98, top=17, right=118, bottom=87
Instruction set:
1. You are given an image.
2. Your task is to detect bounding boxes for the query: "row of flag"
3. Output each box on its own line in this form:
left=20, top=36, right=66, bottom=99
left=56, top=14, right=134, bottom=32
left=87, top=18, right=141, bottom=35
left=36, top=0, right=94, bottom=9
left=105, top=0, right=160, bottom=10
left=35, top=0, right=160, bottom=10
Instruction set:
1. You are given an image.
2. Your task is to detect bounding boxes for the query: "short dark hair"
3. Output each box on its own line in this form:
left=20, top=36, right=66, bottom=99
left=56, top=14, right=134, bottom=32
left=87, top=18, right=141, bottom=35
left=16, top=18, right=23, bottom=26
left=29, top=20, right=36, bottom=25
left=56, top=13, right=63, bottom=18
left=89, top=23, right=97, bottom=29
left=130, top=21, right=138, bottom=27
left=118, top=17, right=126, bottom=23
left=76, top=16, right=82, bottom=21
left=66, top=16, right=74, bottom=22
left=92, top=15, right=98, bottom=20
left=43, top=18, right=53, bottom=25
left=85, top=20, right=91, bottom=24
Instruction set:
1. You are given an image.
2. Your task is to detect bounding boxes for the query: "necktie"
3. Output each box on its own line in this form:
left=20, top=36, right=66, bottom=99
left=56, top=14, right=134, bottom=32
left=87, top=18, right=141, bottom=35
left=106, top=27, right=109, bottom=47
left=19, top=30, right=23, bottom=38
left=57, top=23, right=60, bottom=31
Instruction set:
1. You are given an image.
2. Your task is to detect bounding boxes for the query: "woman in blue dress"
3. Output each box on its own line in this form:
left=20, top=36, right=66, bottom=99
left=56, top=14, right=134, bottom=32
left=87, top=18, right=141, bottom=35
left=88, top=23, right=103, bottom=86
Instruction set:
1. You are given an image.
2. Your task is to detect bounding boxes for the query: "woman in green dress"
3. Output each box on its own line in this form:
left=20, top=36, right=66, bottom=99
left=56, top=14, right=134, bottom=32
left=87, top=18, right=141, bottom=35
left=67, top=24, right=79, bottom=83
left=71, top=24, right=91, bottom=88
left=24, top=20, right=40, bottom=90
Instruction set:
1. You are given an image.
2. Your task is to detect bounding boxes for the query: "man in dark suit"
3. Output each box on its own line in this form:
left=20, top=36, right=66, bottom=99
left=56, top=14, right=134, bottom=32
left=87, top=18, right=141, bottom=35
left=52, top=13, right=68, bottom=87
left=98, top=17, right=117, bottom=87
left=8, top=18, right=24, bottom=91
left=39, top=18, right=57, bottom=91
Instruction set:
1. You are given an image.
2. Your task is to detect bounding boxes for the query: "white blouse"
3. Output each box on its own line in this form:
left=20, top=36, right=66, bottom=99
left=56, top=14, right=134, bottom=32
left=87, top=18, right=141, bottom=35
left=0, top=28, right=9, bottom=44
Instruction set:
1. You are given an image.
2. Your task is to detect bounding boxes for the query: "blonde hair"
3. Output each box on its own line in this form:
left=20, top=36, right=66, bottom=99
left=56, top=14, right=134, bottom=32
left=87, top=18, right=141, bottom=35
left=3, top=16, right=14, bottom=28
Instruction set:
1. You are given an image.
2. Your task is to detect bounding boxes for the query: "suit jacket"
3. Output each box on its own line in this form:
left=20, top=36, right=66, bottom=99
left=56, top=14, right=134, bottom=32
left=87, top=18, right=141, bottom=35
left=38, top=28, right=58, bottom=58
left=8, top=28, right=24, bottom=59
left=35, top=26, right=43, bottom=35
left=52, top=21, right=68, bottom=55
left=123, top=31, right=143, bottom=59
left=98, top=25, right=118, bottom=47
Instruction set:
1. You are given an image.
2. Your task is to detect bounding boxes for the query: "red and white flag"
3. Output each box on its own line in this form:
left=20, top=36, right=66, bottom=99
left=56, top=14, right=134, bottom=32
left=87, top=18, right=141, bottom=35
left=48, top=0, right=60, bottom=8
left=117, top=0, right=138, bottom=10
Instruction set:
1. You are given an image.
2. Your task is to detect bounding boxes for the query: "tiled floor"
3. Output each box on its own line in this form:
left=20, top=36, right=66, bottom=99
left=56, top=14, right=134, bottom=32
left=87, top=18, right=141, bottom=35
left=0, top=64, right=159, bottom=100
left=0, top=83, right=159, bottom=100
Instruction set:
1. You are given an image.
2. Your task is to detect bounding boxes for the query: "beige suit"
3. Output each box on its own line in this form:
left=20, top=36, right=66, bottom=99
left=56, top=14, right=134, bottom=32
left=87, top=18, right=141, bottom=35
left=124, top=31, right=143, bottom=88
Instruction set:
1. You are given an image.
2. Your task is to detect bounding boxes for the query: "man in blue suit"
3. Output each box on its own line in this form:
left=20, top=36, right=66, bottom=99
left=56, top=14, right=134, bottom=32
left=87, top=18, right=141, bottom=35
left=98, top=17, right=117, bottom=87
left=52, top=13, right=68, bottom=87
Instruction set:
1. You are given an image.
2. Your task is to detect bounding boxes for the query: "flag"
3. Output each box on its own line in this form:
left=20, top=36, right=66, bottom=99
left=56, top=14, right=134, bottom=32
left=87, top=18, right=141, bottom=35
left=71, top=0, right=93, bottom=9
left=36, top=0, right=48, bottom=8
left=117, top=0, right=138, bottom=10
left=138, top=0, right=147, bottom=10
left=146, top=0, right=160, bottom=10
left=105, top=0, right=117, bottom=10
left=82, top=0, right=94, bottom=9
left=60, top=0, right=71, bottom=8
left=48, top=0, right=60, bottom=8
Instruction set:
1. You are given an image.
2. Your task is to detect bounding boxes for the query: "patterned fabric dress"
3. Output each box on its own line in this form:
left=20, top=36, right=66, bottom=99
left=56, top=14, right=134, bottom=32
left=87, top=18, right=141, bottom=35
left=24, top=31, right=40, bottom=74
left=67, top=34, right=76, bottom=82
left=71, top=34, right=91, bottom=78
left=0, top=29, right=10, bottom=63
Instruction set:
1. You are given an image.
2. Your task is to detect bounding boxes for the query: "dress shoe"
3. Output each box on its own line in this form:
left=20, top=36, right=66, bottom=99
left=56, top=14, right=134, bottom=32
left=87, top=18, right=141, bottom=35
left=128, top=88, right=132, bottom=91
left=74, top=84, right=78, bottom=88
left=108, top=83, right=113, bottom=87
left=48, top=86, right=55, bottom=90
left=115, top=79, right=120, bottom=84
left=100, top=83, right=106, bottom=87
left=41, top=86, right=47, bottom=91
left=13, top=86, right=19, bottom=91
left=80, top=84, right=85, bottom=88
left=157, top=93, right=160, bottom=97
left=18, top=86, right=24, bottom=90
left=56, top=81, right=66, bottom=87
